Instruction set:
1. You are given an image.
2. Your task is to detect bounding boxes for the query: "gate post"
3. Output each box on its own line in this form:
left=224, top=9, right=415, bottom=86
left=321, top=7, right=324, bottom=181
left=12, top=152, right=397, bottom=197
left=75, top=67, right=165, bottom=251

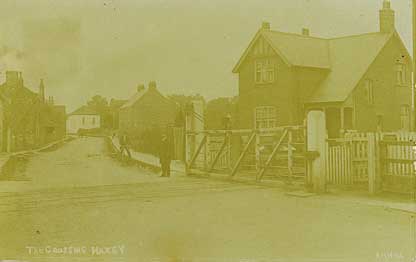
left=307, top=110, right=327, bottom=193
left=368, top=133, right=380, bottom=194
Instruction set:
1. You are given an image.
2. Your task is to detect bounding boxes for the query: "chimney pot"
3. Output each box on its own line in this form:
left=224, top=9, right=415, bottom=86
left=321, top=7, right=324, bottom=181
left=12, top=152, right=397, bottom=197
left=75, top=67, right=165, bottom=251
left=5, top=71, right=19, bottom=87
left=302, top=28, right=310, bottom=36
left=379, top=0, right=395, bottom=33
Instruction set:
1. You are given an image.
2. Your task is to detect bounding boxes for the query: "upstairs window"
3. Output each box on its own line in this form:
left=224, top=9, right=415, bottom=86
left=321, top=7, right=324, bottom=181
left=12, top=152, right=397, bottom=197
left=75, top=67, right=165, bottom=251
left=82, top=117, right=86, bottom=125
left=396, top=63, right=406, bottom=85
left=365, top=79, right=374, bottom=105
left=400, top=105, right=410, bottom=131
left=255, top=106, right=277, bottom=129
left=255, top=59, right=276, bottom=84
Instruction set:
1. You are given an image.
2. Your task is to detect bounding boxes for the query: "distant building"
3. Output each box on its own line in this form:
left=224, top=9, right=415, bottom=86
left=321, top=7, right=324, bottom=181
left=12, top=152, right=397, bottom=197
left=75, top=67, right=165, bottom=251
left=119, top=82, right=178, bottom=134
left=67, top=106, right=100, bottom=134
left=0, top=71, right=66, bottom=151
left=233, top=0, right=412, bottom=137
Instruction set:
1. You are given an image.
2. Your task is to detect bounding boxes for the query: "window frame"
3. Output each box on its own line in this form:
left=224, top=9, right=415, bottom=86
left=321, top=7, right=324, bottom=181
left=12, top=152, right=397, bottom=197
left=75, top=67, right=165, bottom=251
left=395, top=62, right=406, bottom=86
left=254, top=58, right=276, bottom=84
left=254, top=106, right=277, bottom=129
left=400, top=104, right=410, bottom=130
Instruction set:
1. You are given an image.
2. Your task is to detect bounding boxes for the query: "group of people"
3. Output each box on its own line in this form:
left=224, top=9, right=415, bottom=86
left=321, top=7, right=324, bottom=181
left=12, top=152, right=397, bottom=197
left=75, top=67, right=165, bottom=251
left=118, top=132, right=172, bottom=177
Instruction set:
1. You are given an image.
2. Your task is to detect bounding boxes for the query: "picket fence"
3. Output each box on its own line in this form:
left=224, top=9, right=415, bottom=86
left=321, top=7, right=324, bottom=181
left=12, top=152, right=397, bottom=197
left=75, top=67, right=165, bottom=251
left=326, top=132, right=416, bottom=189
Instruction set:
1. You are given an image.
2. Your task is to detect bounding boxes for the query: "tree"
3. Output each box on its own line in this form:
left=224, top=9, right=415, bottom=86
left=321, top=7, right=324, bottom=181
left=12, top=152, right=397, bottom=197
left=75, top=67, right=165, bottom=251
left=205, top=97, right=238, bottom=130
left=87, top=95, right=112, bottom=129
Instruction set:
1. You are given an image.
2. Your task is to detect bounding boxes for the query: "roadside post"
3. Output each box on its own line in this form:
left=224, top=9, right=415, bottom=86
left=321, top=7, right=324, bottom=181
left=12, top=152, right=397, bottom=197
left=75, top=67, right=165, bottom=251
left=306, top=110, right=327, bottom=193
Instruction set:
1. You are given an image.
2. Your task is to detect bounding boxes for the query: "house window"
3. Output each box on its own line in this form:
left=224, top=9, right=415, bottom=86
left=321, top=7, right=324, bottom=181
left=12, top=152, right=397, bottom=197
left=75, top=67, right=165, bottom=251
left=365, top=79, right=374, bottom=105
left=255, top=106, right=277, bottom=129
left=255, top=59, right=275, bottom=84
left=92, top=117, right=96, bottom=125
left=400, top=105, right=410, bottom=130
left=82, top=117, right=85, bottom=125
left=396, top=63, right=406, bottom=85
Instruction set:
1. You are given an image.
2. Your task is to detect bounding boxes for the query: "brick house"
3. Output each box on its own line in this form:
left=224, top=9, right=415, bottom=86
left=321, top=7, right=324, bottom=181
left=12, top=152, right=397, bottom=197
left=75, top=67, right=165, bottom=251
left=0, top=71, right=66, bottom=151
left=232, top=0, right=412, bottom=138
left=119, top=81, right=178, bottom=134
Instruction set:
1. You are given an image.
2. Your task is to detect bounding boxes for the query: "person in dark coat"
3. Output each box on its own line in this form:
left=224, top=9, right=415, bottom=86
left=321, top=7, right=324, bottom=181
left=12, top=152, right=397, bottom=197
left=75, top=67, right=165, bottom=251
left=159, top=134, right=172, bottom=177
left=119, top=132, right=132, bottom=159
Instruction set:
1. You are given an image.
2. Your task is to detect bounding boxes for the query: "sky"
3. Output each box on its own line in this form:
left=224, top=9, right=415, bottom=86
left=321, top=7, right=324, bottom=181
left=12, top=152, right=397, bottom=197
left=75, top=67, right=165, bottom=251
left=0, top=0, right=413, bottom=112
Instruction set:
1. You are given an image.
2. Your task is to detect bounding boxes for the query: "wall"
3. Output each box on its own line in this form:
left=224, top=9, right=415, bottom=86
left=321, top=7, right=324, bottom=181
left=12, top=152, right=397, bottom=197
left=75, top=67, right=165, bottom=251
left=236, top=37, right=296, bottom=129
left=67, top=114, right=101, bottom=134
left=352, top=35, right=412, bottom=132
left=236, top=35, right=329, bottom=129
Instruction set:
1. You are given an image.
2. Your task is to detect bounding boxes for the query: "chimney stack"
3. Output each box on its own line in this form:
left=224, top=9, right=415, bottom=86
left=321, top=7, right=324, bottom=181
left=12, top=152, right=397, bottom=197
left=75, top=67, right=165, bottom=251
left=302, top=28, right=310, bottom=36
left=48, top=96, right=54, bottom=105
left=5, top=71, right=21, bottom=88
left=379, top=0, right=395, bottom=33
left=148, top=81, right=157, bottom=91
left=39, top=79, right=45, bottom=102
left=261, top=21, right=270, bottom=31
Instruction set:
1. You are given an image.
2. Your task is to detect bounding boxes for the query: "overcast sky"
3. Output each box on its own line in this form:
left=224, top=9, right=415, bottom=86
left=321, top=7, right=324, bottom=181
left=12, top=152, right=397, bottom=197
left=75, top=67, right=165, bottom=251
left=0, top=0, right=413, bottom=112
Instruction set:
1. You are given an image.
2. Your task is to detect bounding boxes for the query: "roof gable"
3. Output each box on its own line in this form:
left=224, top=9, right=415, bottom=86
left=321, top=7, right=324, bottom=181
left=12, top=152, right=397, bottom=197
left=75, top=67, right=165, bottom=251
left=307, top=32, right=394, bottom=103
left=69, top=106, right=99, bottom=116
left=232, top=29, right=331, bottom=73
left=120, top=87, right=173, bottom=110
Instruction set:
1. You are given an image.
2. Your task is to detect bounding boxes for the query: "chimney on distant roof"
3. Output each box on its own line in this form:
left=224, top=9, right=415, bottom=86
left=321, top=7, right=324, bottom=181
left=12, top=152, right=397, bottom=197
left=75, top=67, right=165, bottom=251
left=148, top=81, right=157, bottom=91
left=5, top=71, right=23, bottom=88
left=39, top=79, right=45, bottom=102
left=48, top=96, right=54, bottom=105
left=261, top=21, right=270, bottom=30
left=137, top=84, right=145, bottom=92
left=379, top=0, right=395, bottom=33
left=302, top=28, right=310, bottom=36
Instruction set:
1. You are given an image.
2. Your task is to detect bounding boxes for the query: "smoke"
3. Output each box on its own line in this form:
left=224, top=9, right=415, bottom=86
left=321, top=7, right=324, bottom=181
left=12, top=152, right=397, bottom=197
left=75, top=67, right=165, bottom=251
left=0, top=46, right=25, bottom=82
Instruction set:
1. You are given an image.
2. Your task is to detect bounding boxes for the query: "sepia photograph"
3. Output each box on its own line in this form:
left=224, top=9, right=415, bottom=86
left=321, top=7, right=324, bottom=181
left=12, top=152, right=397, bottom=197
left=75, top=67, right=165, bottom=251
left=0, top=0, right=416, bottom=261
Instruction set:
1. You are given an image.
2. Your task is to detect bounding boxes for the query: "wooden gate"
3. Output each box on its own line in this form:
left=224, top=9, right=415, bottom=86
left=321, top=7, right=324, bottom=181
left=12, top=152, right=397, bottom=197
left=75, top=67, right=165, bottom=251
left=186, top=126, right=306, bottom=182
left=326, top=133, right=372, bottom=185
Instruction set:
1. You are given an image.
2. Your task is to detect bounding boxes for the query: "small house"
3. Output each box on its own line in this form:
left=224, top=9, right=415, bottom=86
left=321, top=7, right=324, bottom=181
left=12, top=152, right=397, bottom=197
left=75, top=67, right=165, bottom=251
left=67, top=106, right=100, bottom=134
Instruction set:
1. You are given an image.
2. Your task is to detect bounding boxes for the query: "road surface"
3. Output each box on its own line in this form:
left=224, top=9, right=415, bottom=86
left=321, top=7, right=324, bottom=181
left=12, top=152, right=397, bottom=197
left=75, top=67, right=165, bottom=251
left=0, top=137, right=414, bottom=262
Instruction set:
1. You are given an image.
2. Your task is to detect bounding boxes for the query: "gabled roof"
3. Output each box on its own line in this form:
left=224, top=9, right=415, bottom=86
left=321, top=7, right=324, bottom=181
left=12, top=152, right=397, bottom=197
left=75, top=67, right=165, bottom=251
left=233, top=28, right=409, bottom=103
left=69, top=106, right=99, bottom=116
left=120, top=87, right=175, bottom=110
left=109, top=98, right=128, bottom=109
left=307, top=32, right=395, bottom=103
left=120, top=88, right=147, bottom=109
left=232, top=29, right=331, bottom=72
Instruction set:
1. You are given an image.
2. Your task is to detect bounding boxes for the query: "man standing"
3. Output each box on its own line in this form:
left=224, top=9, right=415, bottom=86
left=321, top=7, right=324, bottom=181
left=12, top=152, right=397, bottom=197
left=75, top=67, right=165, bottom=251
left=119, top=132, right=132, bottom=159
left=159, top=134, right=172, bottom=177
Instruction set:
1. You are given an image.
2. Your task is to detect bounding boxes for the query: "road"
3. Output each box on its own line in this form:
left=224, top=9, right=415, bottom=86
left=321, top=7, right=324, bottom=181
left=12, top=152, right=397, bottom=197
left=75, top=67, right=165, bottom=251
left=0, top=137, right=414, bottom=262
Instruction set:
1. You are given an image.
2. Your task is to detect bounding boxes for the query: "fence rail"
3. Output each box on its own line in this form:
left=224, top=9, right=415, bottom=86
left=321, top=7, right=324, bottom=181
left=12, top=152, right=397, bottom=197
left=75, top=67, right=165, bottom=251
left=186, top=126, right=307, bottom=182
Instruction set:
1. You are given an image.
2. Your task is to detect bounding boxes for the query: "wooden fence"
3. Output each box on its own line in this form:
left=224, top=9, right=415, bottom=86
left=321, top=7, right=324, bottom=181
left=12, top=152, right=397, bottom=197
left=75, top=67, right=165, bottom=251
left=326, top=131, right=416, bottom=193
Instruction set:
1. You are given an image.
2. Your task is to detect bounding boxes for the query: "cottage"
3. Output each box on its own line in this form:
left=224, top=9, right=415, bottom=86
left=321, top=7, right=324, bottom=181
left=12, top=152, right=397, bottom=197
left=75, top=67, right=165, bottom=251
left=233, top=0, right=412, bottom=137
left=67, top=106, right=100, bottom=134
left=119, top=81, right=178, bottom=134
